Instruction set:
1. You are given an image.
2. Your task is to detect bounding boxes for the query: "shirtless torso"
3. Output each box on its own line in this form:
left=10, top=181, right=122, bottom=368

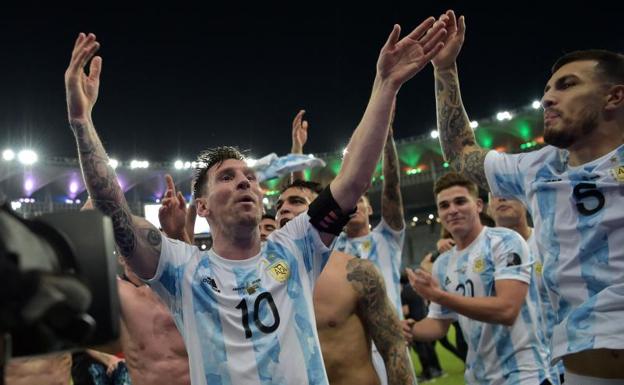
left=5, top=353, right=72, bottom=385
left=118, top=277, right=190, bottom=385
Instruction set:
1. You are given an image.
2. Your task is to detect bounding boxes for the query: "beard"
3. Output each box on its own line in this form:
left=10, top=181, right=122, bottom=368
left=544, top=108, right=599, bottom=149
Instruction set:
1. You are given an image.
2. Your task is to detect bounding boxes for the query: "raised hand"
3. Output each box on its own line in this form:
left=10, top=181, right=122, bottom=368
left=376, top=16, right=447, bottom=88
left=431, top=10, right=466, bottom=70
left=406, top=268, right=443, bottom=303
left=65, top=33, right=102, bottom=123
left=291, top=109, right=309, bottom=154
left=159, top=174, right=188, bottom=240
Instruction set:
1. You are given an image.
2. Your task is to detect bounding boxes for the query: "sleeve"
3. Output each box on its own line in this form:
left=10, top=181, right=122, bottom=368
left=374, top=219, right=405, bottom=266
left=484, top=150, right=529, bottom=205
left=426, top=257, right=458, bottom=320
left=491, top=230, right=533, bottom=284
left=145, top=236, right=196, bottom=314
left=267, top=212, right=331, bottom=285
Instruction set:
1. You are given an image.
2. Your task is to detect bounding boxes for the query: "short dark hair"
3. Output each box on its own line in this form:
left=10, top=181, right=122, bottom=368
left=433, top=172, right=479, bottom=199
left=261, top=213, right=276, bottom=221
left=552, top=49, right=624, bottom=84
left=281, top=179, right=323, bottom=195
left=192, top=146, right=246, bottom=198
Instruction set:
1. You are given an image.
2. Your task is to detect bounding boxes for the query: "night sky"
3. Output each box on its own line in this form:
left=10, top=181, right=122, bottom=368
left=1, top=2, right=622, bottom=163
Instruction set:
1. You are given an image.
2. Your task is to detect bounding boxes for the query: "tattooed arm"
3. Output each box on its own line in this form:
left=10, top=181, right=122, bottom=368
left=432, top=11, right=490, bottom=190
left=347, top=259, right=416, bottom=385
left=381, top=116, right=405, bottom=231
left=65, top=33, right=160, bottom=279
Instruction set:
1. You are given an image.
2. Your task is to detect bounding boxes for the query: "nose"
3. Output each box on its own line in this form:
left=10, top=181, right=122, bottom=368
left=541, top=92, right=555, bottom=109
left=236, top=174, right=251, bottom=190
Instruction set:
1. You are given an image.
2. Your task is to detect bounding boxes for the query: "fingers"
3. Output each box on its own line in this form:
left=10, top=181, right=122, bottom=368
left=422, top=42, right=446, bottom=64
left=302, top=120, right=309, bottom=131
left=292, top=109, right=305, bottom=129
left=405, top=17, right=435, bottom=42
left=418, top=19, right=447, bottom=48
left=406, top=267, right=418, bottom=286
left=421, top=28, right=447, bottom=54
left=165, top=173, right=177, bottom=194
left=444, top=10, right=457, bottom=36
left=382, top=24, right=402, bottom=50
left=457, top=15, right=466, bottom=38
left=177, top=191, right=187, bottom=209
left=89, top=56, right=102, bottom=82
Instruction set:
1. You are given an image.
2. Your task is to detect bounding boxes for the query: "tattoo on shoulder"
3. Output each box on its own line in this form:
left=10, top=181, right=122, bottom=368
left=461, top=149, right=490, bottom=191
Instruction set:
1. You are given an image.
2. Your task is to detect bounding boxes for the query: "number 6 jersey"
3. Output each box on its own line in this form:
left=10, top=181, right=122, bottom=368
left=484, top=145, right=624, bottom=362
left=428, top=227, right=551, bottom=385
left=147, top=213, right=331, bottom=385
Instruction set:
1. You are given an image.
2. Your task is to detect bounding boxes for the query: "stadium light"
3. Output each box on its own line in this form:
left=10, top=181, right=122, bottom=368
left=24, top=178, right=34, bottom=193
left=17, top=149, right=38, bottom=165
left=11, top=201, right=22, bottom=210
left=430, top=130, right=439, bottom=139
left=428, top=213, right=434, bottom=220
left=69, top=181, right=79, bottom=194
left=174, top=160, right=184, bottom=170
left=412, top=216, right=418, bottom=222
left=469, top=121, right=479, bottom=129
left=108, top=158, right=119, bottom=169
left=262, top=197, right=269, bottom=205
left=130, top=160, right=149, bottom=169
left=496, top=111, right=512, bottom=121
left=532, top=100, right=542, bottom=109
left=2, top=149, right=15, bottom=161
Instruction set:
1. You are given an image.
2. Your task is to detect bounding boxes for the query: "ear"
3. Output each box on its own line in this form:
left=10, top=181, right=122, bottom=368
left=476, top=198, right=484, bottom=214
left=605, top=84, right=624, bottom=111
left=367, top=204, right=373, bottom=216
left=195, top=197, right=211, bottom=218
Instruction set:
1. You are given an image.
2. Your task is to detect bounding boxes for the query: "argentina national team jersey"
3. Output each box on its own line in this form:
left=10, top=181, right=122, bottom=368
left=333, top=219, right=405, bottom=317
left=484, top=145, right=624, bottom=361
left=147, top=213, right=331, bottom=385
left=428, top=227, right=551, bottom=385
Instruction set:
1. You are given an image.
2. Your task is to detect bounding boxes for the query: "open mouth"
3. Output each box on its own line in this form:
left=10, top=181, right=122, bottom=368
left=236, top=196, right=255, bottom=204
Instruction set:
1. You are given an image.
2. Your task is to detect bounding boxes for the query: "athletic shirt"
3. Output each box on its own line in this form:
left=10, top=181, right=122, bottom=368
left=428, top=227, right=551, bottom=385
left=527, top=233, right=565, bottom=383
left=485, top=145, right=624, bottom=361
left=333, top=219, right=405, bottom=317
left=147, top=213, right=331, bottom=385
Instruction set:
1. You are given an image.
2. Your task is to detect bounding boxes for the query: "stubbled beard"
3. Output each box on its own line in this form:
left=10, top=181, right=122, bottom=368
left=544, top=109, right=599, bottom=149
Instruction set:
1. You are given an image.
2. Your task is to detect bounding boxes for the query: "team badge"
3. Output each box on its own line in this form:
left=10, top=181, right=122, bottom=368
left=473, top=258, right=485, bottom=273
left=535, top=261, right=543, bottom=276
left=611, top=165, right=624, bottom=183
left=268, top=260, right=290, bottom=283
left=362, top=240, right=372, bottom=253
left=504, top=252, right=522, bottom=267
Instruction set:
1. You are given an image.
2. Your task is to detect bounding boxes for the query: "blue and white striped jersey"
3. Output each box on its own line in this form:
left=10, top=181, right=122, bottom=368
left=428, top=227, right=551, bottom=385
left=333, top=219, right=405, bottom=317
left=484, top=145, right=624, bottom=361
left=148, top=213, right=331, bottom=385
left=527, top=233, right=564, bottom=383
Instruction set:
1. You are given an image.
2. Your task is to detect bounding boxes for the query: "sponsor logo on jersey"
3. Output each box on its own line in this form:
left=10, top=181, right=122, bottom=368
left=473, top=258, right=485, bottom=273
left=268, top=260, right=290, bottom=283
left=202, top=276, right=221, bottom=293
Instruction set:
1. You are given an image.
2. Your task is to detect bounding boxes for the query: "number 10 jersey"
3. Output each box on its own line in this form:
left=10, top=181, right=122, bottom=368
left=148, top=213, right=331, bottom=385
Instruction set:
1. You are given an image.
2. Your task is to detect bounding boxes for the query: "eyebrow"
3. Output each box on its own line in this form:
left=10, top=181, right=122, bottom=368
left=544, top=74, right=580, bottom=93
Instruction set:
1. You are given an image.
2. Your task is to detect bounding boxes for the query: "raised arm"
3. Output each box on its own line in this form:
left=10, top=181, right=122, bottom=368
left=65, top=33, right=160, bottom=279
left=346, top=258, right=416, bottom=385
left=330, top=17, right=447, bottom=211
left=159, top=174, right=192, bottom=243
left=381, top=109, right=405, bottom=231
left=432, top=10, right=489, bottom=190
left=290, top=109, right=308, bottom=182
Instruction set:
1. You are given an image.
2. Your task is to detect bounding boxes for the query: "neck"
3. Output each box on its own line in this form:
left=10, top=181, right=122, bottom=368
left=211, top=223, right=261, bottom=260
left=502, top=221, right=532, bottom=241
left=567, top=122, right=624, bottom=166
left=346, top=222, right=370, bottom=238
left=454, top=223, right=484, bottom=250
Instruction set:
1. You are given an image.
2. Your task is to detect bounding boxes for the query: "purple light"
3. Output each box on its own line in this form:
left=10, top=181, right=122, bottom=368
left=24, top=178, right=34, bottom=193
left=69, top=181, right=79, bottom=194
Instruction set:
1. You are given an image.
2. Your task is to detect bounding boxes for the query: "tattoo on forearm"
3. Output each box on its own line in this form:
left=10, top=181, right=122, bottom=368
left=435, top=67, right=490, bottom=190
left=72, top=120, right=162, bottom=260
left=347, top=259, right=415, bottom=385
left=382, top=135, right=404, bottom=230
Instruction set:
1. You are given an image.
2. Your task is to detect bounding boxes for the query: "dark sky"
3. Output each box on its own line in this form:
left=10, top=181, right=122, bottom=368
left=1, top=2, right=622, bottom=162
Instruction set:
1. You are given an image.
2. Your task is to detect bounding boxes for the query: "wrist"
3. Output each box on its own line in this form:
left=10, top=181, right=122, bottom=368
left=433, top=62, right=457, bottom=74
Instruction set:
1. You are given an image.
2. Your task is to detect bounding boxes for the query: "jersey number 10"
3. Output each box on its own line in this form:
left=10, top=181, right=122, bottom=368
left=236, top=292, right=281, bottom=339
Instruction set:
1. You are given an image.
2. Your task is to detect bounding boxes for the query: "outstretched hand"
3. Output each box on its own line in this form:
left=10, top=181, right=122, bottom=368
left=406, top=267, right=443, bottom=303
left=376, top=16, right=448, bottom=88
left=431, top=10, right=466, bottom=70
left=65, top=33, right=102, bottom=123
left=291, top=109, right=309, bottom=154
left=159, top=174, right=187, bottom=239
